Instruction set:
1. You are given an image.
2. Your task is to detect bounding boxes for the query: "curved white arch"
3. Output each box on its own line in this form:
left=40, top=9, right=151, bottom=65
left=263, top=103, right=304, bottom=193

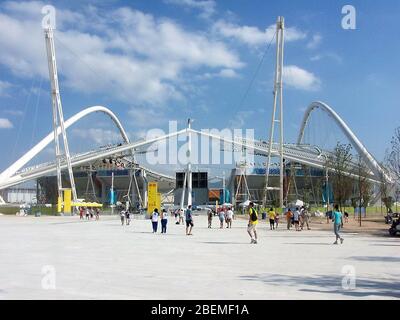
left=298, top=101, right=391, bottom=182
left=0, top=106, right=129, bottom=182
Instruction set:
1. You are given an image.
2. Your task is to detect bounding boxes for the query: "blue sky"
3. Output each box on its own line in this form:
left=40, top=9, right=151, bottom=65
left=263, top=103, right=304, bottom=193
left=0, top=0, right=399, bottom=173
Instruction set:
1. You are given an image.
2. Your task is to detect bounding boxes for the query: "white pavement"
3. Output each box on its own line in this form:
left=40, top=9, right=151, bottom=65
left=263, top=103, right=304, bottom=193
left=0, top=214, right=399, bottom=300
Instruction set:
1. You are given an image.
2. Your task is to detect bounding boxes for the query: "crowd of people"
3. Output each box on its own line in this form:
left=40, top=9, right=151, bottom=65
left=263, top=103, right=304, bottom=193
left=79, top=207, right=100, bottom=221
left=246, top=202, right=344, bottom=245
left=284, top=206, right=311, bottom=231
left=114, top=201, right=345, bottom=245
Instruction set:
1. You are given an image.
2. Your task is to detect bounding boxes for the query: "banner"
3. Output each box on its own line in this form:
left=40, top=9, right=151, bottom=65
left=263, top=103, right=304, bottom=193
left=64, top=189, right=72, bottom=213
left=148, top=182, right=158, bottom=214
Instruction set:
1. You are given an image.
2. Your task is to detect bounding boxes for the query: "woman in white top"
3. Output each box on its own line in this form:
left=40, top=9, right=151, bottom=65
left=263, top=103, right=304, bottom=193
left=151, top=208, right=159, bottom=233
left=161, top=209, right=168, bottom=233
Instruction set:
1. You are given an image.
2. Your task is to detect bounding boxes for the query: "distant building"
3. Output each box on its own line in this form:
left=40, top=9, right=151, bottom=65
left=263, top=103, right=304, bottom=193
left=174, top=171, right=209, bottom=206
left=1, top=187, right=37, bottom=204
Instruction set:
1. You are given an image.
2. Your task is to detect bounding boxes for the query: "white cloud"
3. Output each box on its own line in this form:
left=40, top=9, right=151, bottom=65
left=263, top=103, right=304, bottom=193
left=199, top=68, right=239, bottom=79
left=310, top=52, right=342, bottom=64
left=0, top=118, right=13, bottom=129
left=3, top=109, right=24, bottom=116
left=307, top=34, right=322, bottom=49
left=229, top=110, right=255, bottom=128
left=0, top=80, right=12, bottom=96
left=213, top=20, right=306, bottom=47
left=72, top=128, right=123, bottom=145
left=0, top=1, right=243, bottom=107
left=283, top=65, right=321, bottom=91
left=164, top=0, right=216, bottom=19
left=128, top=106, right=167, bottom=128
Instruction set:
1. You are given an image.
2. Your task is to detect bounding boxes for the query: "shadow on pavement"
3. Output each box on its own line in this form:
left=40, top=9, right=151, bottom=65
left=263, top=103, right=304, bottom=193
left=240, top=273, right=400, bottom=298
left=283, top=242, right=332, bottom=245
left=202, top=241, right=248, bottom=245
left=348, top=256, right=400, bottom=262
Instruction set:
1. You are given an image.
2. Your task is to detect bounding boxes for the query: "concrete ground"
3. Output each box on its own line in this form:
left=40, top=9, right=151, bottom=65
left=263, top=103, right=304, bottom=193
left=0, top=213, right=399, bottom=300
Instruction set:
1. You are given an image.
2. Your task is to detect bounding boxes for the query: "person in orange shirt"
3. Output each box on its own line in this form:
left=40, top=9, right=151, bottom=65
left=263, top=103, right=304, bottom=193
left=286, top=209, right=293, bottom=230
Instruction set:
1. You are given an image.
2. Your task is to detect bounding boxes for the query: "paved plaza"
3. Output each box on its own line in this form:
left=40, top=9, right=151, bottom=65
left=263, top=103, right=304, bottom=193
left=0, top=213, right=399, bottom=300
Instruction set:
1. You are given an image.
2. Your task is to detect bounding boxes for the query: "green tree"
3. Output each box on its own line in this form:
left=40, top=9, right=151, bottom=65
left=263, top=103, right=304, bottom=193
left=325, top=143, right=353, bottom=212
left=355, top=155, right=373, bottom=226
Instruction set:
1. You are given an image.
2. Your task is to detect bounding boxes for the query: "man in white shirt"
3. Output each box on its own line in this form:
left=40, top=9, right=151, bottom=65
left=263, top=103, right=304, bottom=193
left=226, top=207, right=234, bottom=228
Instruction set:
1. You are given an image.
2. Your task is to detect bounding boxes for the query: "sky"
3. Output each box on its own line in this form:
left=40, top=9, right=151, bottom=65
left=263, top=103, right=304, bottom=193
left=0, top=0, right=399, bottom=175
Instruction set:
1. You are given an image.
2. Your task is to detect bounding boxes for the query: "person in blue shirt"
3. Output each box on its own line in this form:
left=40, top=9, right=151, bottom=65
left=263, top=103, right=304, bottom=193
left=332, top=204, right=344, bottom=244
left=185, top=205, right=194, bottom=236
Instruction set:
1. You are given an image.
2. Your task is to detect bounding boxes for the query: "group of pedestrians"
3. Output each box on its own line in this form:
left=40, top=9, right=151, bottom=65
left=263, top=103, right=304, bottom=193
left=149, top=205, right=194, bottom=235
left=79, top=207, right=100, bottom=221
left=150, top=208, right=169, bottom=233
left=247, top=202, right=344, bottom=245
left=215, top=207, right=234, bottom=229
left=120, top=209, right=132, bottom=226
left=285, top=206, right=311, bottom=231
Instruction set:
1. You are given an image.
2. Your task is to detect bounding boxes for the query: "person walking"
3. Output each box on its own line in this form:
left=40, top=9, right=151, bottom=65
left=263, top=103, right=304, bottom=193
left=293, top=207, right=301, bottom=231
left=126, top=210, right=131, bottom=226
left=268, top=207, right=276, bottom=230
left=95, top=208, right=100, bottom=221
left=179, top=209, right=184, bottom=225
left=218, top=209, right=225, bottom=229
left=300, top=206, right=311, bottom=230
left=85, top=207, right=90, bottom=220
left=332, top=204, right=344, bottom=244
left=120, top=210, right=125, bottom=226
left=226, top=207, right=234, bottom=228
left=286, top=209, right=293, bottom=230
left=174, top=209, right=180, bottom=224
left=207, top=208, right=213, bottom=228
left=161, top=208, right=168, bottom=234
left=275, top=210, right=280, bottom=229
left=247, top=202, right=258, bottom=244
left=79, top=207, right=84, bottom=220
left=151, top=208, right=159, bottom=233
left=185, top=205, right=194, bottom=235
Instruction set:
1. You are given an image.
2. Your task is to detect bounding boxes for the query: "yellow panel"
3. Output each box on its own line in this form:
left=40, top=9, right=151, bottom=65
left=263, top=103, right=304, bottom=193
left=64, top=189, right=72, bottom=213
left=148, top=182, right=158, bottom=215
left=57, top=196, right=63, bottom=213
left=156, top=193, right=161, bottom=211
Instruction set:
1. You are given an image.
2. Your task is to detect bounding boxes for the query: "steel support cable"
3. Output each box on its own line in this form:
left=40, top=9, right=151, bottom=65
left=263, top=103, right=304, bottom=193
left=231, top=31, right=277, bottom=118
left=11, top=77, right=36, bottom=162
left=30, top=76, right=43, bottom=148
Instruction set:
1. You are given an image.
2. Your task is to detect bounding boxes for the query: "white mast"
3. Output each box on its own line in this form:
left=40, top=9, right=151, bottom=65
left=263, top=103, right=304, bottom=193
left=187, top=118, right=193, bottom=207
left=44, top=27, right=78, bottom=205
left=263, top=16, right=285, bottom=209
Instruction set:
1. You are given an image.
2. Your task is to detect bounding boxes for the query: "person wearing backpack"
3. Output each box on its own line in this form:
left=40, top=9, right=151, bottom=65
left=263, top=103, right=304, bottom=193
left=247, top=202, right=258, bottom=244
